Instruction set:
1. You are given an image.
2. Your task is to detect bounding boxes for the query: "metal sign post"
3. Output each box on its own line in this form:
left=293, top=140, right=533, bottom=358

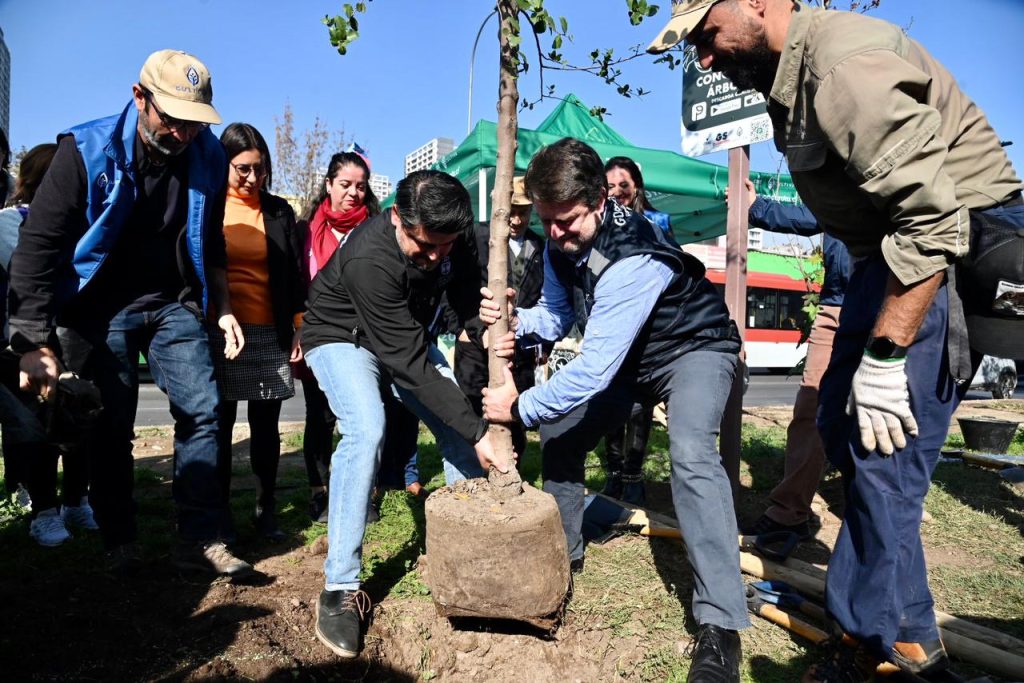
left=680, top=46, right=769, bottom=497
left=721, top=146, right=750, bottom=499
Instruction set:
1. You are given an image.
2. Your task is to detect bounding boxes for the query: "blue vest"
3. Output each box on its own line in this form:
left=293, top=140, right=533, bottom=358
left=63, top=102, right=225, bottom=311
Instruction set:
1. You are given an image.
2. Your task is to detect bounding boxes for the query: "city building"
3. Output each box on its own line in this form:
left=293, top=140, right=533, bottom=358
left=404, top=137, right=454, bottom=176
left=369, top=172, right=392, bottom=199
left=0, top=28, right=10, bottom=138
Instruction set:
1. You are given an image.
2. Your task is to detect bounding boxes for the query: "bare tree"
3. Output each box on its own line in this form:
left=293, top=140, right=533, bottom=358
left=274, top=103, right=349, bottom=218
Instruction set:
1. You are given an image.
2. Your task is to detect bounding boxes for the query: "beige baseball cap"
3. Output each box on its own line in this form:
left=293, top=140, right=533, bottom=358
left=139, top=49, right=221, bottom=124
left=511, top=176, right=531, bottom=206
left=647, top=0, right=721, bottom=54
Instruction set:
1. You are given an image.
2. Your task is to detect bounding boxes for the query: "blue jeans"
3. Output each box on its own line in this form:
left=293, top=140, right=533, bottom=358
left=305, top=342, right=483, bottom=590
left=540, top=349, right=749, bottom=630
left=59, top=302, right=225, bottom=547
left=818, top=255, right=968, bottom=657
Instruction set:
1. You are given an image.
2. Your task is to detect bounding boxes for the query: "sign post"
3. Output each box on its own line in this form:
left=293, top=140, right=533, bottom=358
left=681, top=47, right=769, bottom=497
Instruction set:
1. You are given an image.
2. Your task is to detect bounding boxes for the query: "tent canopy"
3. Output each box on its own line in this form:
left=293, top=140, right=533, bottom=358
left=424, top=94, right=801, bottom=245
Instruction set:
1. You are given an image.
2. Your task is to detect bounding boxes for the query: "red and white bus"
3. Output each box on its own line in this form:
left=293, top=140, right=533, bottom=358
left=702, top=250, right=819, bottom=371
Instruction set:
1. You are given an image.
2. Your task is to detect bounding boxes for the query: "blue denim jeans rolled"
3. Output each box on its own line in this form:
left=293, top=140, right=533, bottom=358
left=58, top=302, right=225, bottom=548
left=305, top=341, right=483, bottom=591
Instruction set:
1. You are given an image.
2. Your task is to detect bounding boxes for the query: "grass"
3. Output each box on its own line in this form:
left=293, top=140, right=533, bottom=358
left=2, top=419, right=1021, bottom=680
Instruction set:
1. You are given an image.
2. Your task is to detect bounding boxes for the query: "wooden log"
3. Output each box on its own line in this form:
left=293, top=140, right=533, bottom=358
left=740, top=551, right=1024, bottom=678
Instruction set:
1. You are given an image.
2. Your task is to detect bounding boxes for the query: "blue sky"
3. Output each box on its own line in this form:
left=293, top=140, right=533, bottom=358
left=2, top=0, right=1022, bottom=188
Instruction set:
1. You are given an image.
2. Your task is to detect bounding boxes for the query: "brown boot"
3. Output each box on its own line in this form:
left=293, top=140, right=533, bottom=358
left=892, top=640, right=949, bottom=675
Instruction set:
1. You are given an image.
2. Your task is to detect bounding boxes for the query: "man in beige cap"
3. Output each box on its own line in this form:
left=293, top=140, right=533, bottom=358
left=442, top=176, right=547, bottom=458
left=9, top=49, right=252, bottom=580
left=649, top=2, right=1022, bottom=681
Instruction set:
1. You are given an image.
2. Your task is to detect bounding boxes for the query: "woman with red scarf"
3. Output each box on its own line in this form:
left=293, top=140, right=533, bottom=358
left=298, top=154, right=428, bottom=522
left=297, top=152, right=378, bottom=521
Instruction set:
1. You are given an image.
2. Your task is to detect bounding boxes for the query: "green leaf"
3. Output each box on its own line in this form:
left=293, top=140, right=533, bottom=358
left=552, top=35, right=562, bottom=49
left=560, top=16, right=568, bottom=33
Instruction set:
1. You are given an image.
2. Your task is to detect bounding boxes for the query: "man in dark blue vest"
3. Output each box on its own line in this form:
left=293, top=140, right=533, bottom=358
left=480, top=137, right=747, bottom=682
left=9, top=50, right=251, bottom=578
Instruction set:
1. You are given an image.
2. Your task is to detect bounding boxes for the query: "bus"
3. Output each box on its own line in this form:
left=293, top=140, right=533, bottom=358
left=702, top=249, right=820, bottom=371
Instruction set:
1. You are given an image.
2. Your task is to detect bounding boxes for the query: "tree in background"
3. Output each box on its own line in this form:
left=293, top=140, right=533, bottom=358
left=274, top=103, right=349, bottom=218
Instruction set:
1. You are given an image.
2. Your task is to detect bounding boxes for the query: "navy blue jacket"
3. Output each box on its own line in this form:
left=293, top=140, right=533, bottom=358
left=748, top=195, right=850, bottom=307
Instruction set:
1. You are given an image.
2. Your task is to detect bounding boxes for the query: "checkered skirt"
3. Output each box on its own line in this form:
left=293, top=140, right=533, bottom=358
left=211, top=323, right=295, bottom=402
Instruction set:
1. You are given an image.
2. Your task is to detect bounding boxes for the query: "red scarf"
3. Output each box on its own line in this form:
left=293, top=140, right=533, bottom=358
left=308, top=198, right=369, bottom=280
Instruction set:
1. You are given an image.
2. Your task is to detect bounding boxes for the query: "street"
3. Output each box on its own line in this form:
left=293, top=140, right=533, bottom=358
left=133, top=371, right=1024, bottom=427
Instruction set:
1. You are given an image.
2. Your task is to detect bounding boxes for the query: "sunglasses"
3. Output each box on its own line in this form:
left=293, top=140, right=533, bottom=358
left=143, top=90, right=208, bottom=133
left=231, top=162, right=267, bottom=178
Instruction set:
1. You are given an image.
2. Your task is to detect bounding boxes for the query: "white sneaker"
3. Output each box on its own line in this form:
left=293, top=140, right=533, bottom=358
left=29, top=509, right=72, bottom=547
left=61, top=498, right=99, bottom=530
left=14, top=484, right=32, bottom=512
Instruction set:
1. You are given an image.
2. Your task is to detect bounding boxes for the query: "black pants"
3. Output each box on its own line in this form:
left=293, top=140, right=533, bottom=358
left=603, top=405, right=654, bottom=480
left=454, top=339, right=534, bottom=457
left=302, top=377, right=336, bottom=488
left=217, top=399, right=283, bottom=506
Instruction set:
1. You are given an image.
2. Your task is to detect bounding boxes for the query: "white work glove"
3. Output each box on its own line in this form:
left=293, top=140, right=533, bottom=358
left=846, top=353, right=919, bottom=456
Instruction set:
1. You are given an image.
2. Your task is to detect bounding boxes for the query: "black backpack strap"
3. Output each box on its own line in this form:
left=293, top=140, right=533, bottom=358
left=946, top=262, right=972, bottom=385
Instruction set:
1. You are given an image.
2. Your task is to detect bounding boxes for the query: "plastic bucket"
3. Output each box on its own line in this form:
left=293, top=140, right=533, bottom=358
left=957, top=416, right=1020, bottom=453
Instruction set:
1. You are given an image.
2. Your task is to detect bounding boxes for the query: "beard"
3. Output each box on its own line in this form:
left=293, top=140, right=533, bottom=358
left=139, top=117, right=187, bottom=158
left=718, top=23, right=777, bottom=93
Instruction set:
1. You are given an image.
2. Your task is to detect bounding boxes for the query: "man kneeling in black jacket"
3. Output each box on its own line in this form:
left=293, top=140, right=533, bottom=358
left=301, top=170, right=504, bottom=659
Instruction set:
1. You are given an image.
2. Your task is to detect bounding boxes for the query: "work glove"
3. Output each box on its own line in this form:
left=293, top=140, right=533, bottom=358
left=846, top=353, right=919, bottom=456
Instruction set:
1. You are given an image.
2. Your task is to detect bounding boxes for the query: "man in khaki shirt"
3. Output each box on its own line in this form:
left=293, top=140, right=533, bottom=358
left=650, top=1, right=1023, bottom=681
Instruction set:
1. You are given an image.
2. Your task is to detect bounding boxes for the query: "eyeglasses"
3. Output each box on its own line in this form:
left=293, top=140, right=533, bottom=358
left=143, top=90, right=208, bottom=133
left=231, top=162, right=266, bottom=178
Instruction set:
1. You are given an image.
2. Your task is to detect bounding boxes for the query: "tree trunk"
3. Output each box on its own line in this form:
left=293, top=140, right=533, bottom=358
left=485, top=0, right=523, bottom=497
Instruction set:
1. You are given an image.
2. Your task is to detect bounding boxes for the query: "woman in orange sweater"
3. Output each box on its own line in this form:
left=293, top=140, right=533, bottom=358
left=214, top=123, right=305, bottom=539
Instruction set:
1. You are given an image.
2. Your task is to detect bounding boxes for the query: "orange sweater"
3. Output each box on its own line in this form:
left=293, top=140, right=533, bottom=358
left=224, top=189, right=274, bottom=325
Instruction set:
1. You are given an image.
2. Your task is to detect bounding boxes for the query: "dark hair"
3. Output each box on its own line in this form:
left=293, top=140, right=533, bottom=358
left=220, top=122, right=273, bottom=189
left=0, top=128, right=9, bottom=170
left=10, top=143, right=58, bottom=206
left=305, top=151, right=380, bottom=221
left=394, top=170, right=473, bottom=235
left=524, top=137, right=605, bottom=209
left=604, top=156, right=655, bottom=213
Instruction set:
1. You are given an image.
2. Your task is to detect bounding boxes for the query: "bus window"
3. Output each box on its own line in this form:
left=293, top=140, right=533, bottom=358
left=747, top=287, right=779, bottom=329
left=777, top=289, right=806, bottom=330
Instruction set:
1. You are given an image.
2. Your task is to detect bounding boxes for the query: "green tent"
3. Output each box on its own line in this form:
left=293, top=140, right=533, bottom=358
left=427, top=94, right=801, bottom=245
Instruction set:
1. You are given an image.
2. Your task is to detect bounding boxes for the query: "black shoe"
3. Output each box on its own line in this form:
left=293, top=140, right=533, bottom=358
left=741, top=513, right=812, bottom=541
left=621, top=480, right=646, bottom=506
left=254, top=503, right=286, bottom=541
left=570, top=557, right=585, bottom=575
left=366, top=497, right=381, bottom=524
left=315, top=588, right=372, bottom=658
left=602, top=472, right=623, bottom=499
left=309, top=490, right=329, bottom=523
left=687, top=624, right=740, bottom=682
left=803, top=636, right=877, bottom=683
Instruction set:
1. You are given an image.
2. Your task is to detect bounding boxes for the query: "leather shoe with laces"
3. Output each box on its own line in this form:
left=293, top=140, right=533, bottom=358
left=687, top=624, right=740, bottom=682
left=174, top=541, right=253, bottom=580
left=802, top=636, right=877, bottom=683
left=315, top=588, right=372, bottom=658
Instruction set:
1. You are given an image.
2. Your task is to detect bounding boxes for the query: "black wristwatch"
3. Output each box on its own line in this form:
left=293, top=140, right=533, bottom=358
left=510, top=397, right=522, bottom=424
left=866, top=336, right=909, bottom=360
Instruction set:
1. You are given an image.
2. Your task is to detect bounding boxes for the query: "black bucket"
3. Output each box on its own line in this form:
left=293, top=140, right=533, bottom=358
left=957, top=416, right=1020, bottom=453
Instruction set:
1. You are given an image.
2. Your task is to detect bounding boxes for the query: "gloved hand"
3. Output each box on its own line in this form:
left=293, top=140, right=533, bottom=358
left=846, top=353, right=919, bottom=456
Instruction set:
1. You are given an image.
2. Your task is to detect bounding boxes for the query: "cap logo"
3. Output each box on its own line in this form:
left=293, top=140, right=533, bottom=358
left=186, top=66, right=200, bottom=87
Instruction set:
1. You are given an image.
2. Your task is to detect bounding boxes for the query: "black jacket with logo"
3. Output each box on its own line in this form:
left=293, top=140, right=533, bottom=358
left=301, top=212, right=486, bottom=443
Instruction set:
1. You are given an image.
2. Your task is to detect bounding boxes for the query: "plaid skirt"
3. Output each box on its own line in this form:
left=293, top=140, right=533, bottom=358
left=211, top=323, right=295, bottom=402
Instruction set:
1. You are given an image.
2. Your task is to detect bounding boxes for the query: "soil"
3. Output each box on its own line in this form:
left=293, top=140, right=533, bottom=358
left=3, top=399, right=1020, bottom=681
left=423, top=479, right=569, bottom=627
